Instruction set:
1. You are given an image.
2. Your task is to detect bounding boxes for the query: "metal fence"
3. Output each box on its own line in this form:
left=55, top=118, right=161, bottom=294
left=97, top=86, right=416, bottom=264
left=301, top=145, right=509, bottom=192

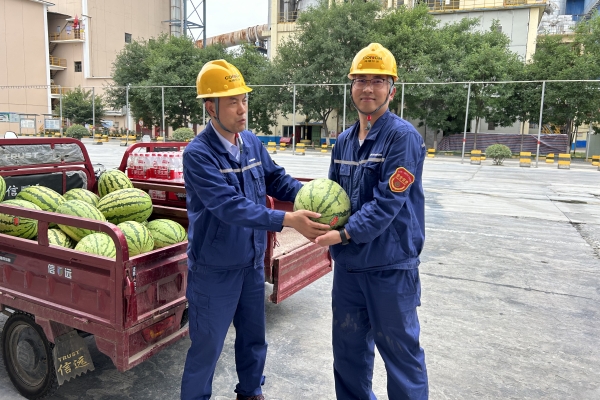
left=1, top=79, right=599, bottom=167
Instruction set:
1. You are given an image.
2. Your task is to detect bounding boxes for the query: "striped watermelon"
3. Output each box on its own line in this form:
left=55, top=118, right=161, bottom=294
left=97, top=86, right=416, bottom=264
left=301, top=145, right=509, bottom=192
left=75, top=233, right=116, bottom=259
left=0, top=175, right=5, bottom=202
left=293, top=178, right=351, bottom=229
left=64, top=188, right=100, bottom=207
left=117, top=221, right=154, bottom=256
left=98, top=169, right=133, bottom=198
left=16, top=185, right=65, bottom=212
left=48, top=228, right=75, bottom=249
left=97, top=188, right=153, bottom=224
left=56, top=200, right=107, bottom=241
left=0, top=199, right=42, bottom=239
left=146, top=219, right=187, bottom=249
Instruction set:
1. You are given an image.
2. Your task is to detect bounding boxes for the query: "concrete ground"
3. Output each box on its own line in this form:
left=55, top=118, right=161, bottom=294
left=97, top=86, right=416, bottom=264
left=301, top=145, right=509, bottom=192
left=0, top=140, right=599, bottom=399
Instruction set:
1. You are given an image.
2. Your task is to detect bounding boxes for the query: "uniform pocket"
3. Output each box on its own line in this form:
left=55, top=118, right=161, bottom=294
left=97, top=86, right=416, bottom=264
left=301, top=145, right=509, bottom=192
left=189, top=289, right=210, bottom=336
left=250, top=166, right=266, bottom=197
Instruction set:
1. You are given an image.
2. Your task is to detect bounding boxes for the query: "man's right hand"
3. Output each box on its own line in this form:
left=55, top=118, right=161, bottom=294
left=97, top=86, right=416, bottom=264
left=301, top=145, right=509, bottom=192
left=283, top=210, right=331, bottom=241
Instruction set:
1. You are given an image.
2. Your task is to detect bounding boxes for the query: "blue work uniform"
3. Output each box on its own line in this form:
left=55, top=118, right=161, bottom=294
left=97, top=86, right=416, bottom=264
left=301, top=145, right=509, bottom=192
left=328, top=110, right=428, bottom=400
left=181, top=121, right=302, bottom=400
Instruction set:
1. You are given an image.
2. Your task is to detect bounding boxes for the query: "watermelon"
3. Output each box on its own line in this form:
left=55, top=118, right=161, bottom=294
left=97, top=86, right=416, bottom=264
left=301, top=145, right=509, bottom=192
left=146, top=219, right=187, bottom=249
left=97, top=188, right=153, bottom=224
left=75, top=233, right=116, bottom=259
left=0, top=175, right=6, bottom=202
left=293, top=178, right=351, bottom=229
left=0, top=199, right=42, bottom=239
left=56, top=200, right=107, bottom=241
left=117, top=221, right=154, bottom=256
left=64, top=188, right=100, bottom=207
left=16, top=185, right=65, bottom=212
left=98, top=169, right=133, bottom=198
left=47, top=228, right=75, bottom=249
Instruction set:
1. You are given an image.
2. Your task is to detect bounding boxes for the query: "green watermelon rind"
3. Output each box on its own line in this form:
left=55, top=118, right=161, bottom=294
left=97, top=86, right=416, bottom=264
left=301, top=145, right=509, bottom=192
left=74, top=232, right=116, bottom=259
left=0, top=199, right=42, bottom=239
left=98, top=170, right=133, bottom=198
left=117, top=221, right=154, bottom=256
left=97, top=188, right=153, bottom=225
left=56, top=200, right=107, bottom=242
left=146, top=219, right=187, bottom=249
left=64, top=188, right=100, bottom=208
left=15, top=186, right=65, bottom=212
left=293, top=178, right=351, bottom=229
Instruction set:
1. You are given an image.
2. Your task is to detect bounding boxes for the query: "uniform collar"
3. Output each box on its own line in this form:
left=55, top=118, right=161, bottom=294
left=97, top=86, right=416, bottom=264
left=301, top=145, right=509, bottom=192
left=212, top=122, right=240, bottom=161
left=351, top=110, right=391, bottom=142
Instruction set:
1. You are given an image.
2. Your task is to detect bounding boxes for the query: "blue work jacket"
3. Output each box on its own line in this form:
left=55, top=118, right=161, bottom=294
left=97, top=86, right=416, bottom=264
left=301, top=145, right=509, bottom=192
left=183, top=122, right=302, bottom=270
left=329, top=110, right=427, bottom=272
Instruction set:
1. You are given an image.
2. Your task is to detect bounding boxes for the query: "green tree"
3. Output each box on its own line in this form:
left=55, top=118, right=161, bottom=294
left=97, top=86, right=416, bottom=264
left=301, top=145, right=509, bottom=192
left=108, top=35, right=229, bottom=131
left=528, top=15, right=600, bottom=152
left=273, top=0, right=381, bottom=138
left=454, top=21, right=523, bottom=149
left=61, top=87, right=105, bottom=125
left=231, top=43, right=280, bottom=134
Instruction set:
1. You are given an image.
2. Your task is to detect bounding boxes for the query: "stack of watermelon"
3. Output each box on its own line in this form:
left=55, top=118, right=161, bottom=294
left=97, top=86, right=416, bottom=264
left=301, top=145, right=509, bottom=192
left=0, top=171, right=187, bottom=259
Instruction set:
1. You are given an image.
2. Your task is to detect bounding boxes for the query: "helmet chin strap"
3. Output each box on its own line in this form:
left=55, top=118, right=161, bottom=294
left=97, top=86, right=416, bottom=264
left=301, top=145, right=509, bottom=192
left=211, top=98, right=236, bottom=134
left=350, top=79, right=394, bottom=131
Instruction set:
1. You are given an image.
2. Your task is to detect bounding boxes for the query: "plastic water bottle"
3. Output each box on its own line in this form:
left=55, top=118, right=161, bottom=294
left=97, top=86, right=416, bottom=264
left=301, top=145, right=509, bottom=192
left=175, top=152, right=183, bottom=180
left=144, top=153, right=152, bottom=179
left=127, top=154, right=136, bottom=178
left=135, top=152, right=146, bottom=180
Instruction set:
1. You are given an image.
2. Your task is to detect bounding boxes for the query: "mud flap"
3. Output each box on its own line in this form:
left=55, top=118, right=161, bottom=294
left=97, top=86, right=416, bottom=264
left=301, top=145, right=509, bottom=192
left=52, top=330, right=95, bottom=385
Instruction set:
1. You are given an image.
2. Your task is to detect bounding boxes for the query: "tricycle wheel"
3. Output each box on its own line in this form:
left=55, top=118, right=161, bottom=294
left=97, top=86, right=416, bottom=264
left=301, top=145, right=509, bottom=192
left=1, top=313, right=58, bottom=399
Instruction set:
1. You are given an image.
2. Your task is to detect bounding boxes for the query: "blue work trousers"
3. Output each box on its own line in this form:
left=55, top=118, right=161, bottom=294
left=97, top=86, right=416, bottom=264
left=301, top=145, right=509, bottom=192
left=181, top=265, right=267, bottom=400
left=332, top=266, right=428, bottom=400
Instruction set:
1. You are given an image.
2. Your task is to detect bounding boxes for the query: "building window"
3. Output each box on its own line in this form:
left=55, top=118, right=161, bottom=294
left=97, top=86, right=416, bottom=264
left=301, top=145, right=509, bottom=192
left=487, top=121, right=496, bottom=130
left=74, top=61, right=82, bottom=72
left=125, top=33, right=132, bottom=43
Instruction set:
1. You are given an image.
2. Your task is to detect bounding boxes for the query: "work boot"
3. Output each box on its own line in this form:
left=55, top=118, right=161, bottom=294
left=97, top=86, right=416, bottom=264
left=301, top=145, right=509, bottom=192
left=236, top=395, right=265, bottom=400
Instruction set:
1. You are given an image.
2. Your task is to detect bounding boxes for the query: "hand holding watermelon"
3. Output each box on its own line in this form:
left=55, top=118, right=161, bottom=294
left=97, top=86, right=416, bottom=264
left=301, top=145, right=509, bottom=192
left=283, top=210, right=331, bottom=241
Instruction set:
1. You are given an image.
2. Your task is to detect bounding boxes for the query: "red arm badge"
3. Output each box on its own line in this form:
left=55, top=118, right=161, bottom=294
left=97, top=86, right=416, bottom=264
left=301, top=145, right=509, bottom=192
left=389, top=167, right=415, bottom=193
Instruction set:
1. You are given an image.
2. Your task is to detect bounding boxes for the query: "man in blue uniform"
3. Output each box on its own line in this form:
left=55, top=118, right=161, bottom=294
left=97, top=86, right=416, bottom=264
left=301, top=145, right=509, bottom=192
left=181, top=60, right=331, bottom=400
left=315, top=43, right=429, bottom=399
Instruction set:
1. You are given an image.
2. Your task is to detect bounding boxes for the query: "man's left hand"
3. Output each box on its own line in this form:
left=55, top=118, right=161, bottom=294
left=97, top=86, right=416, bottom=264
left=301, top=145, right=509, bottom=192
left=315, top=230, right=342, bottom=247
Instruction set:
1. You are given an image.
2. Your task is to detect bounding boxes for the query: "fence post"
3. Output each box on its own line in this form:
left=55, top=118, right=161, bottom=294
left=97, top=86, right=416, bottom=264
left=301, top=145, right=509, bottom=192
left=292, top=84, right=296, bottom=154
left=400, top=83, right=405, bottom=119
left=342, top=83, right=346, bottom=132
left=92, top=86, right=95, bottom=140
left=535, top=81, right=546, bottom=168
left=126, top=84, right=130, bottom=145
left=162, top=86, right=165, bottom=140
left=59, top=85, right=63, bottom=137
left=461, top=82, right=471, bottom=164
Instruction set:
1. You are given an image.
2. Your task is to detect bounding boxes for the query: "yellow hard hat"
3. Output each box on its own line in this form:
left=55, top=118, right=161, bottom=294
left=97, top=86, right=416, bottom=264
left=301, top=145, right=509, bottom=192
left=196, top=60, right=252, bottom=99
left=348, top=43, right=398, bottom=81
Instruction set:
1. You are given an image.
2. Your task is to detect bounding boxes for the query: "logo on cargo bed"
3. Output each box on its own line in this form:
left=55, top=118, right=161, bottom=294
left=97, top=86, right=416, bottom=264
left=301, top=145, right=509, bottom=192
left=0, top=251, right=16, bottom=263
left=48, top=264, right=72, bottom=279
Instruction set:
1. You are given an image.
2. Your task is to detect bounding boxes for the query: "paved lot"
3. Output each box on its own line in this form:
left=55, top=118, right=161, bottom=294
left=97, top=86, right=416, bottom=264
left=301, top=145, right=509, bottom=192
left=1, top=140, right=599, bottom=399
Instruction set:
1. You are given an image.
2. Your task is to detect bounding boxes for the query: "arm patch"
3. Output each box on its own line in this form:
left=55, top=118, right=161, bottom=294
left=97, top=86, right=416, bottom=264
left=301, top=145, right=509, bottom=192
left=389, top=167, right=415, bottom=193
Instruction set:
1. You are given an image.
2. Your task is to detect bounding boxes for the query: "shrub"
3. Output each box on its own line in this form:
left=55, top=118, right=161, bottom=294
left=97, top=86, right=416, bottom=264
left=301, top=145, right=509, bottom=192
left=485, top=144, right=512, bottom=165
left=65, top=124, right=89, bottom=139
left=172, top=127, right=195, bottom=142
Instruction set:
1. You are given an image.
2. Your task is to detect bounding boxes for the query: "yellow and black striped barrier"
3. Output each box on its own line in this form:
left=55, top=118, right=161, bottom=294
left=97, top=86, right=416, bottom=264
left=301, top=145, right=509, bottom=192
left=321, top=144, right=329, bottom=153
left=470, top=149, right=482, bottom=165
left=558, top=153, right=571, bottom=169
left=545, top=153, right=554, bottom=163
left=295, top=143, right=306, bottom=156
left=427, top=148, right=436, bottom=158
left=519, top=152, right=532, bottom=167
left=279, top=142, right=287, bottom=151
left=267, top=141, right=277, bottom=154
left=592, top=155, right=600, bottom=166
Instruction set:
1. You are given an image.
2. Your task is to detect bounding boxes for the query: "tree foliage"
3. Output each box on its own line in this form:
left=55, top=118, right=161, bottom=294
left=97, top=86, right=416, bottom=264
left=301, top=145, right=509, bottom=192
left=273, top=0, right=381, bottom=137
left=61, top=87, right=105, bottom=125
